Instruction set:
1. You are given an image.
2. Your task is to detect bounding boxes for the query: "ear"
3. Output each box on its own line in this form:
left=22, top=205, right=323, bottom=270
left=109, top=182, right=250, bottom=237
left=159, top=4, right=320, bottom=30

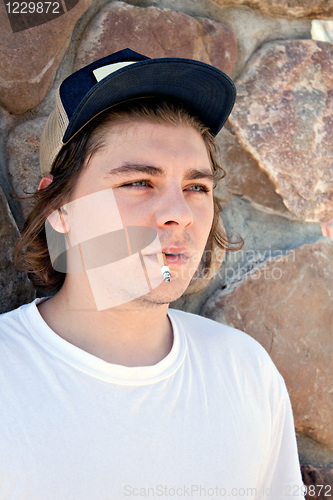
left=38, top=174, right=53, bottom=191
left=39, top=175, right=70, bottom=233
left=47, top=207, right=70, bottom=234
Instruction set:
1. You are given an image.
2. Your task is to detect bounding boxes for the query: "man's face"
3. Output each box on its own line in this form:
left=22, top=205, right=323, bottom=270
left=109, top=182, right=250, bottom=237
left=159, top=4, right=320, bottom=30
left=69, top=120, right=214, bottom=306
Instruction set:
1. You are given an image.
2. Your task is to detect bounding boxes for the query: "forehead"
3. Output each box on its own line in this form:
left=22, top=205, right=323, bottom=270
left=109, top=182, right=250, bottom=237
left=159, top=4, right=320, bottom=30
left=94, top=120, right=211, bottom=168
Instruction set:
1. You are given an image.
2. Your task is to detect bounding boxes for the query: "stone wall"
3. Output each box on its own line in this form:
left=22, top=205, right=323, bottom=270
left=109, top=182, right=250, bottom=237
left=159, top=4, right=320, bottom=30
left=0, top=0, right=332, bottom=491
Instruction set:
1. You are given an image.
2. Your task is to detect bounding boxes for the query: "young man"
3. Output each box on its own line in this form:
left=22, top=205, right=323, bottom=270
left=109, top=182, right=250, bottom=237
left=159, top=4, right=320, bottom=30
left=0, top=49, right=304, bottom=498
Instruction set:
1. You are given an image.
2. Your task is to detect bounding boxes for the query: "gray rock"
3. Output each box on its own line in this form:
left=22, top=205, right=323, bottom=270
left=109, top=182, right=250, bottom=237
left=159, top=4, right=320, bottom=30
left=0, top=188, right=35, bottom=314
left=7, top=117, right=46, bottom=221
left=212, top=197, right=323, bottom=297
left=297, top=433, right=333, bottom=469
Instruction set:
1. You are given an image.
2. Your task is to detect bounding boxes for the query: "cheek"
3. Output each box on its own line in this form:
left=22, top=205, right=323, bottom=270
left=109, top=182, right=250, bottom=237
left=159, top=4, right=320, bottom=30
left=113, top=193, right=150, bottom=225
left=192, top=206, right=214, bottom=255
left=70, top=175, right=101, bottom=202
left=196, top=198, right=214, bottom=229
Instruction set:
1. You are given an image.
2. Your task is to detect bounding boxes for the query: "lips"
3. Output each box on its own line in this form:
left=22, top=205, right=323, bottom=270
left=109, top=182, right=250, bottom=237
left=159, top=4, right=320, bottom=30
left=163, top=254, right=185, bottom=265
left=163, top=247, right=189, bottom=255
left=161, top=247, right=190, bottom=265
left=141, top=246, right=190, bottom=266
left=162, top=247, right=189, bottom=257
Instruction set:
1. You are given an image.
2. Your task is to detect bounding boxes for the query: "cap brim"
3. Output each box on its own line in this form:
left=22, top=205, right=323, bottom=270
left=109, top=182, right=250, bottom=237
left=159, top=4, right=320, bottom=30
left=63, top=58, right=236, bottom=142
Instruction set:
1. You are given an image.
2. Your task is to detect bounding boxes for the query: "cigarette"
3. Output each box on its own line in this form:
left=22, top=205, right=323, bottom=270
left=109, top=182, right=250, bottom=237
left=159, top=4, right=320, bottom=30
left=157, top=252, right=171, bottom=282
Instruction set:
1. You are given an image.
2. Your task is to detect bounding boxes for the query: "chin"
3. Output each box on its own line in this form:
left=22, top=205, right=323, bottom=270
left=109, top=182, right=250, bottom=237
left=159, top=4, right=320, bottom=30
left=138, top=278, right=191, bottom=306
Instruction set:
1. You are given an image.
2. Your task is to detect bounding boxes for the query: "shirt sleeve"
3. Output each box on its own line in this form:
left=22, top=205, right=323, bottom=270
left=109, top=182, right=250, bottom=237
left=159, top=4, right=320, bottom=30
left=258, top=379, right=305, bottom=499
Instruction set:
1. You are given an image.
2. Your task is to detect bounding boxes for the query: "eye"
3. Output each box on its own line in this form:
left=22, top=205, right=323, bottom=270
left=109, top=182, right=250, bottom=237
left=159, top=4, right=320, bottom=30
left=132, top=180, right=149, bottom=187
left=122, top=180, right=151, bottom=188
left=187, top=184, right=210, bottom=193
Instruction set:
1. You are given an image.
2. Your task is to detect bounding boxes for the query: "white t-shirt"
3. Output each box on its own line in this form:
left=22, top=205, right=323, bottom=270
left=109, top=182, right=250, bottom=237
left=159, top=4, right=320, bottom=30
left=0, top=299, right=304, bottom=500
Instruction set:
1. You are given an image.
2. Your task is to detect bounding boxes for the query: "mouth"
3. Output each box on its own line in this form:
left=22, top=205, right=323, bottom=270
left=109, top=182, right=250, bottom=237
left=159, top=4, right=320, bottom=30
left=142, top=248, right=190, bottom=267
left=162, top=253, right=185, bottom=264
left=161, top=248, right=190, bottom=266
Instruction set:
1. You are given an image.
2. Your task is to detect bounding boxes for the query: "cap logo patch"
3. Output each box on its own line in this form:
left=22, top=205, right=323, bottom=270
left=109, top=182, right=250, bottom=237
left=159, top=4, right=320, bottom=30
left=93, top=61, right=138, bottom=82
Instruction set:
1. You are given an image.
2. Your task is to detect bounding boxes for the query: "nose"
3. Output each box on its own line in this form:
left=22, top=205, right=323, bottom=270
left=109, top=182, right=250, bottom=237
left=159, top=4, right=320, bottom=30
left=155, top=185, right=194, bottom=229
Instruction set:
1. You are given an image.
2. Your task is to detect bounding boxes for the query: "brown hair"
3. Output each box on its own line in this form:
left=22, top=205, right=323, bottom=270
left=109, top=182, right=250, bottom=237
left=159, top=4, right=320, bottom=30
left=14, top=98, right=242, bottom=293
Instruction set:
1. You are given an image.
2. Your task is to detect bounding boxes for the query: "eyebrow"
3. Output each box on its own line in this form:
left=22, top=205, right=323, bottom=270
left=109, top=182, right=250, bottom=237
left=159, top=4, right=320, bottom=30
left=108, top=163, right=214, bottom=183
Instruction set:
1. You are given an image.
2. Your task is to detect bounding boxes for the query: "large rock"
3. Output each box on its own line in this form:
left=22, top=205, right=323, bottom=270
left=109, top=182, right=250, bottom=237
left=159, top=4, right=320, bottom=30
left=230, top=40, right=333, bottom=223
left=212, top=0, right=333, bottom=19
left=75, top=1, right=237, bottom=75
left=297, top=433, right=333, bottom=469
left=0, top=189, right=35, bottom=313
left=0, top=0, right=93, bottom=114
left=216, top=128, right=292, bottom=218
left=7, top=118, right=46, bottom=220
left=203, top=240, right=333, bottom=448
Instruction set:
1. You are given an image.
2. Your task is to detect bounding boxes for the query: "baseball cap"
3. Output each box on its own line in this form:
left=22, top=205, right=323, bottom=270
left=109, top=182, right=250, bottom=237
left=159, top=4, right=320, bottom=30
left=40, top=48, right=236, bottom=175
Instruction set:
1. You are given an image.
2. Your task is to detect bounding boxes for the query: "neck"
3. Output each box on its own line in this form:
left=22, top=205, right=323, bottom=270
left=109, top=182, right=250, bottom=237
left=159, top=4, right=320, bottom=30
left=37, top=277, right=173, bottom=367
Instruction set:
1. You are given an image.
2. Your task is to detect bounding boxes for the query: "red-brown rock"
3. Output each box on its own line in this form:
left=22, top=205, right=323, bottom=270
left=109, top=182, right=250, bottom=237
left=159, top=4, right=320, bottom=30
left=213, top=0, right=333, bottom=19
left=216, top=128, right=292, bottom=217
left=230, top=40, right=333, bottom=222
left=75, top=1, right=237, bottom=75
left=301, top=465, right=333, bottom=498
left=203, top=240, right=333, bottom=448
left=0, top=0, right=93, bottom=114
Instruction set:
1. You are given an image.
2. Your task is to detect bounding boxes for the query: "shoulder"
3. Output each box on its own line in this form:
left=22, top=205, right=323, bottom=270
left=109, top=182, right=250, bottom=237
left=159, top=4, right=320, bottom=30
left=0, top=303, right=25, bottom=327
left=168, top=308, right=284, bottom=389
left=0, top=300, right=37, bottom=342
left=169, top=308, right=266, bottom=355
left=0, top=300, right=35, bottom=321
